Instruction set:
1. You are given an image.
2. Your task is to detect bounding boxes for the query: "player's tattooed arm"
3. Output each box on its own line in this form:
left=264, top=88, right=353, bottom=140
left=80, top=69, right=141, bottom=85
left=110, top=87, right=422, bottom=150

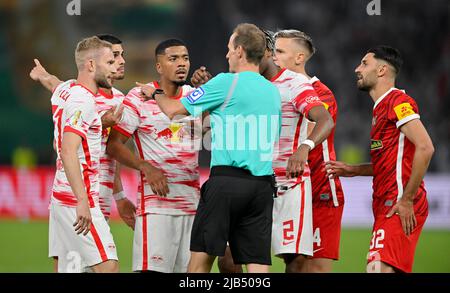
left=60, top=132, right=92, bottom=235
left=191, top=66, right=212, bottom=88
left=106, top=129, right=169, bottom=197
left=29, top=59, right=62, bottom=92
left=325, top=161, right=373, bottom=178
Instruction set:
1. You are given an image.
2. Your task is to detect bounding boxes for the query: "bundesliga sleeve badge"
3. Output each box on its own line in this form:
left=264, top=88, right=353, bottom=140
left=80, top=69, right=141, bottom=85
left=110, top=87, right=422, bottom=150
left=68, top=110, right=83, bottom=128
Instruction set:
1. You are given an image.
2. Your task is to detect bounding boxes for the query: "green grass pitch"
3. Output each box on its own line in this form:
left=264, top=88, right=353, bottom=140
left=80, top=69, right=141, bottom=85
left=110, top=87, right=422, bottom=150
left=0, top=219, right=449, bottom=272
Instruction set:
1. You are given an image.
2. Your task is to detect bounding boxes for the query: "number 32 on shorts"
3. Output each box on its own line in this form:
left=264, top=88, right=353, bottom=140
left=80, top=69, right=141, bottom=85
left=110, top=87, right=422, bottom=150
left=369, top=229, right=385, bottom=249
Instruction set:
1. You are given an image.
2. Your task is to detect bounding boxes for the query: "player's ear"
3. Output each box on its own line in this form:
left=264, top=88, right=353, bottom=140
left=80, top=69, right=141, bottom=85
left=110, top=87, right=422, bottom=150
left=87, top=59, right=95, bottom=72
left=155, top=62, right=163, bottom=75
left=295, top=52, right=304, bottom=65
left=377, top=64, right=387, bottom=77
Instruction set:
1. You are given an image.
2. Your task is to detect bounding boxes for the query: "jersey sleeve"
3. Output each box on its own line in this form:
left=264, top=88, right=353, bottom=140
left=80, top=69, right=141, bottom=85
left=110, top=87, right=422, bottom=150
left=113, top=88, right=142, bottom=137
left=290, top=80, right=324, bottom=118
left=63, top=91, right=96, bottom=140
left=387, top=93, right=420, bottom=128
left=180, top=73, right=233, bottom=117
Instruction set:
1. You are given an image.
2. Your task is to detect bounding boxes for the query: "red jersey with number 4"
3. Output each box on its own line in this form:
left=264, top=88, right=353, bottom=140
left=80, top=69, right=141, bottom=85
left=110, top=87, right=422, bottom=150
left=370, top=88, right=427, bottom=217
left=308, top=77, right=344, bottom=207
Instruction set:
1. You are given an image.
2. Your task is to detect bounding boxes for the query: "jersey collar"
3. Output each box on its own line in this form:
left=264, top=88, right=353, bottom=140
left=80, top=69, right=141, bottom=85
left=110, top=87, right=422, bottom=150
left=373, top=87, right=404, bottom=110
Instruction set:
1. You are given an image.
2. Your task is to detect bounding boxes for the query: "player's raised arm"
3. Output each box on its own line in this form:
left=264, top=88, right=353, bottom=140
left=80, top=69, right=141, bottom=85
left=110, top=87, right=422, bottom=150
left=60, top=132, right=92, bottom=235
left=29, top=59, right=63, bottom=92
left=106, top=128, right=169, bottom=197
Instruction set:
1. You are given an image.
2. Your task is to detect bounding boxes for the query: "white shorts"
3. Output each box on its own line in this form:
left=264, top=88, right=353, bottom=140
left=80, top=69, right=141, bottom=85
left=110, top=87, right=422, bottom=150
left=133, top=213, right=194, bottom=273
left=272, top=177, right=313, bottom=256
left=48, top=203, right=118, bottom=272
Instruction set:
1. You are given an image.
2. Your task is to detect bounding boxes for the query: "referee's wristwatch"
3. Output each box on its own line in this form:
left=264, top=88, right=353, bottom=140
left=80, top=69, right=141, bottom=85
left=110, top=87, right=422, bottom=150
left=150, top=89, right=165, bottom=100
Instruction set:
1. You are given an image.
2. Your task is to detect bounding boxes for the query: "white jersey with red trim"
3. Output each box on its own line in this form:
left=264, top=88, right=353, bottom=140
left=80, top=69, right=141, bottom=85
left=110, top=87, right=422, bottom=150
left=51, top=84, right=102, bottom=208
left=114, top=82, right=201, bottom=216
left=271, top=69, right=324, bottom=188
left=96, top=88, right=125, bottom=217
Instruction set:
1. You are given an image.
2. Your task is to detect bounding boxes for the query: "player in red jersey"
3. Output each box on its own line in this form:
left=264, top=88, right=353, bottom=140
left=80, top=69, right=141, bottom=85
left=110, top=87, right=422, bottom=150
left=326, top=46, right=434, bottom=273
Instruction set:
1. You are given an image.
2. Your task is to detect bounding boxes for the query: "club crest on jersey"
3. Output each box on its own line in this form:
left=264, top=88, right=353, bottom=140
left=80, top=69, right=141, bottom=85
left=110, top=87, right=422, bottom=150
left=394, top=102, right=415, bottom=120
left=370, top=139, right=383, bottom=150
left=69, top=110, right=83, bottom=128
left=186, top=87, right=205, bottom=104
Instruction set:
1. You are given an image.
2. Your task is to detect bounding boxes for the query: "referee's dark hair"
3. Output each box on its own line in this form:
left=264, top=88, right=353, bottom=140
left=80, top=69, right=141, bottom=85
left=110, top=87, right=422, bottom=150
left=97, top=34, right=122, bottom=45
left=367, top=45, right=403, bottom=76
left=155, top=39, right=187, bottom=58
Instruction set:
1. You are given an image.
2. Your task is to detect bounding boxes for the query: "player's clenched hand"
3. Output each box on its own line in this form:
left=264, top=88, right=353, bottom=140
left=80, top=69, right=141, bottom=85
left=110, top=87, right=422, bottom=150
left=139, top=161, right=169, bottom=197
left=101, top=104, right=124, bottom=128
left=386, top=197, right=417, bottom=236
left=324, top=161, right=354, bottom=179
left=136, top=82, right=155, bottom=101
left=191, top=66, right=212, bottom=88
left=74, top=197, right=92, bottom=235
left=286, top=145, right=309, bottom=179
left=116, top=197, right=136, bottom=230
left=29, top=59, right=48, bottom=81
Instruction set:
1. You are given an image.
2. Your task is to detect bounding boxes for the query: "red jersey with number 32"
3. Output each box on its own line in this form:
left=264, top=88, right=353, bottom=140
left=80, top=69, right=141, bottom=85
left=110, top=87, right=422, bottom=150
left=370, top=88, right=427, bottom=217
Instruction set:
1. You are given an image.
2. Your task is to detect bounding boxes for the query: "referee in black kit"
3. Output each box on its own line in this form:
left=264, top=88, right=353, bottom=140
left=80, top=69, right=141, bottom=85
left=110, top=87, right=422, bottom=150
left=145, top=23, right=281, bottom=272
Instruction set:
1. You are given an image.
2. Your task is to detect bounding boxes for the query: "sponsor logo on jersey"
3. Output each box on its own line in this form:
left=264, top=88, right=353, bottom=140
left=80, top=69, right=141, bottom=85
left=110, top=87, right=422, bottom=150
left=186, top=87, right=205, bottom=104
left=320, top=194, right=330, bottom=201
left=372, top=116, right=377, bottom=126
left=394, top=102, right=415, bottom=120
left=371, top=139, right=383, bottom=150
left=305, top=96, right=321, bottom=104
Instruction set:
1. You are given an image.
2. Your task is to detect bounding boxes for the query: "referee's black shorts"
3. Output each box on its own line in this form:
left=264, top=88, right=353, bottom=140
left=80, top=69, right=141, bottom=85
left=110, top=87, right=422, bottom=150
left=190, top=166, right=274, bottom=265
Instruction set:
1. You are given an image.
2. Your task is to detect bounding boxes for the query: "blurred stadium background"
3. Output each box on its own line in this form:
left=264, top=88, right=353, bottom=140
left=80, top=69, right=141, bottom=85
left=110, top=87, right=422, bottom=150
left=0, top=0, right=449, bottom=272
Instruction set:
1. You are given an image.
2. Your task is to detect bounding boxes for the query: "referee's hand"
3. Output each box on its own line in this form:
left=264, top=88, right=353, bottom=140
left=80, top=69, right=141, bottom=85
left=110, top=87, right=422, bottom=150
left=139, top=161, right=169, bottom=197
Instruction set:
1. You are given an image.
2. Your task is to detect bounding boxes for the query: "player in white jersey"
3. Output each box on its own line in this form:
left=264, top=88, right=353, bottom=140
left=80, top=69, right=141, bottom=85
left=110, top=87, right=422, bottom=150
left=107, top=39, right=202, bottom=273
left=30, top=34, right=135, bottom=224
left=270, top=29, right=334, bottom=272
left=49, top=36, right=119, bottom=273
left=30, top=35, right=135, bottom=272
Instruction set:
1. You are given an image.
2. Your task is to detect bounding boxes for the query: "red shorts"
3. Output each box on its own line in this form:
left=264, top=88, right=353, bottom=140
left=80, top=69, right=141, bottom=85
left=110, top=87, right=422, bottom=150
left=367, top=214, right=427, bottom=273
left=311, top=204, right=344, bottom=260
